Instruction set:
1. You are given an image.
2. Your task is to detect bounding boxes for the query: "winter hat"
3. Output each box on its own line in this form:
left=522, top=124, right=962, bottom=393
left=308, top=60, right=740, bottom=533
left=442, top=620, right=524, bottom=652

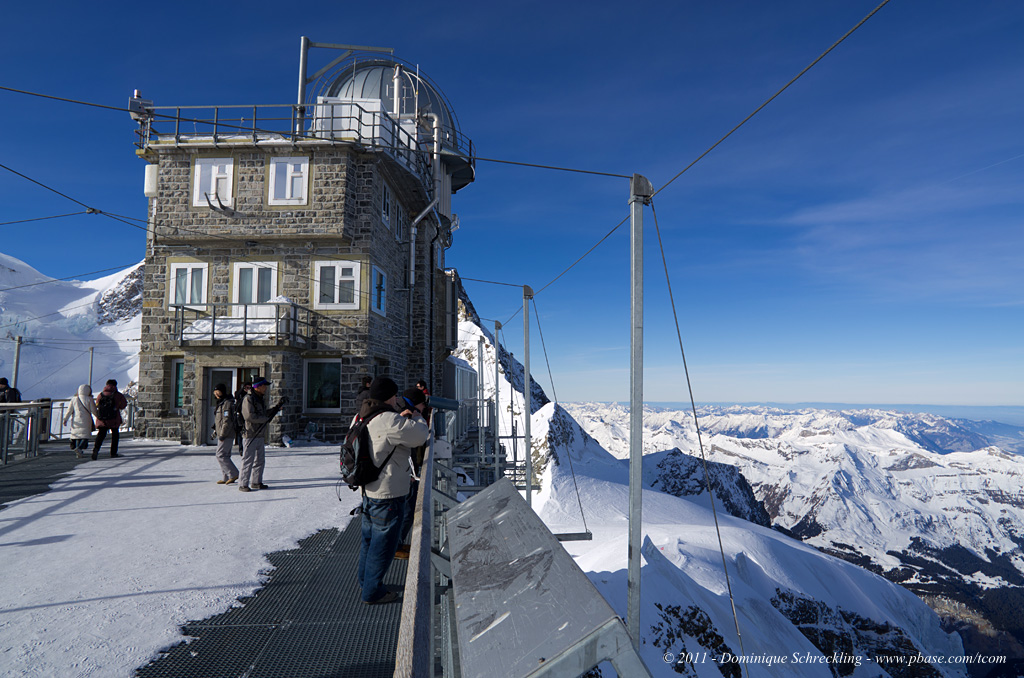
left=106, top=379, right=118, bottom=387
left=0, top=378, right=8, bottom=386
left=369, top=376, right=398, bottom=402
left=214, top=383, right=228, bottom=394
left=401, top=387, right=426, bottom=408
left=252, top=376, right=271, bottom=388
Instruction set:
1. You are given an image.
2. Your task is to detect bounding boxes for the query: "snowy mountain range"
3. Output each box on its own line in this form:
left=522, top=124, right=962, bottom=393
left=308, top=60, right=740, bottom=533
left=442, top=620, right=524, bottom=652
left=0, top=252, right=142, bottom=400
left=3, top=251, right=1021, bottom=675
left=455, top=299, right=1024, bottom=676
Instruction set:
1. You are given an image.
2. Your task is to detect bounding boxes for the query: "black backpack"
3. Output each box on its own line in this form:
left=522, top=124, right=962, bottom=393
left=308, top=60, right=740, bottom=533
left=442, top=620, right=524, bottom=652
left=340, top=410, right=396, bottom=490
left=97, top=393, right=118, bottom=420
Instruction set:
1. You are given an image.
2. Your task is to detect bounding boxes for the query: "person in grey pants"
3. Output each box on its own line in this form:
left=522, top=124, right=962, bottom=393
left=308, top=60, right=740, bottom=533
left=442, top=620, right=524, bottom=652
left=212, top=383, right=239, bottom=484
left=239, top=376, right=282, bottom=492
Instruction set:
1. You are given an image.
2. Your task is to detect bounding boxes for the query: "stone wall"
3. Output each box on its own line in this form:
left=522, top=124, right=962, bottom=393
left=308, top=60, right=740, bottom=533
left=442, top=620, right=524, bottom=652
left=136, top=142, right=449, bottom=444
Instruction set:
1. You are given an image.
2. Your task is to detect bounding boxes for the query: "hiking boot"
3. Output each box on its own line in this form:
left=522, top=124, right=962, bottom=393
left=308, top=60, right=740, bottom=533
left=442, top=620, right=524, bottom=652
left=363, top=591, right=400, bottom=605
left=394, top=545, right=410, bottom=560
left=239, top=486, right=251, bottom=492
left=257, top=483, right=269, bottom=490
left=216, top=478, right=228, bottom=484
left=91, top=452, right=98, bottom=461
left=225, top=477, right=237, bottom=485
left=110, top=453, right=119, bottom=458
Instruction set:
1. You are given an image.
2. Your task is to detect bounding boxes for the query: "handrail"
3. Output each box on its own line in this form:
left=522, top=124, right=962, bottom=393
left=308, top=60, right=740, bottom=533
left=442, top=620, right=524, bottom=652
left=395, top=413, right=436, bottom=677
left=171, top=302, right=321, bottom=347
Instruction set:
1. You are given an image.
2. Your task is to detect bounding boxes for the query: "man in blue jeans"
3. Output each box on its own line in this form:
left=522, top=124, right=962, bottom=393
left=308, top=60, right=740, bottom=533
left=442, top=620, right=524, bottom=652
left=356, top=377, right=429, bottom=604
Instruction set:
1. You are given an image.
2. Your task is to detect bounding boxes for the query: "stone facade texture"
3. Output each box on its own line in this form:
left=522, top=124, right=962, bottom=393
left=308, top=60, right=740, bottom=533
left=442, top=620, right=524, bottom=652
left=136, top=142, right=454, bottom=445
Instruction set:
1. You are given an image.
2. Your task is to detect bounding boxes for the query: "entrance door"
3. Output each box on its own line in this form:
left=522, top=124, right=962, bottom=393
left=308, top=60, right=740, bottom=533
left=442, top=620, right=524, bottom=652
left=205, top=369, right=237, bottom=445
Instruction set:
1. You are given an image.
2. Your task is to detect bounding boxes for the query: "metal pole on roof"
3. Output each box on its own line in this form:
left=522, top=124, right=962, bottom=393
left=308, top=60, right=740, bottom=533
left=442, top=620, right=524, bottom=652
left=296, top=36, right=310, bottom=133
left=523, top=285, right=533, bottom=507
left=627, top=173, right=653, bottom=647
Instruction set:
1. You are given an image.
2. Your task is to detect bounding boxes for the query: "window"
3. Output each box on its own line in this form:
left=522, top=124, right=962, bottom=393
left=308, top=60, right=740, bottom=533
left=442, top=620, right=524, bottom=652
left=371, top=266, right=387, bottom=316
left=193, top=157, right=234, bottom=207
left=168, top=262, right=208, bottom=308
left=381, top=183, right=391, bottom=225
left=394, top=201, right=406, bottom=241
left=170, top=359, right=185, bottom=412
left=232, top=262, right=279, bottom=318
left=268, top=156, right=309, bottom=205
left=313, top=260, right=360, bottom=310
left=304, top=359, right=342, bottom=412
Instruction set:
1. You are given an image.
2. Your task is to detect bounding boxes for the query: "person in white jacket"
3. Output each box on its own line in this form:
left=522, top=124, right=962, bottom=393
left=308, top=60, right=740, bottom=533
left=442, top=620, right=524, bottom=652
left=63, top=384, right=98, bottom=459
left=355, top=376, right=429, bottom=605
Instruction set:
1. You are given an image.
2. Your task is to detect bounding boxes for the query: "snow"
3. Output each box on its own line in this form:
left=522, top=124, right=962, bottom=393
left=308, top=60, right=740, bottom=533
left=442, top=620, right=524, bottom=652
left=0, top=440, right=353, bottom=677
left=0, top=253, right=140, bottom=401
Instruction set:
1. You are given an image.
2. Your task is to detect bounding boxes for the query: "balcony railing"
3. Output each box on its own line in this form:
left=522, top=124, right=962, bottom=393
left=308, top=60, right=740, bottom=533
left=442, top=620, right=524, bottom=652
left=171, top=302, right=325, bottom=348
left=136, top=99, right=475, bottom=191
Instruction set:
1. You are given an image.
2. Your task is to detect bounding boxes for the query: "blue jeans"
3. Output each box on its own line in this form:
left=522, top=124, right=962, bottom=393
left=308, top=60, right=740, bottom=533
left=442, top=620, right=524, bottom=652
left=357, top=495, right=405, bottom=602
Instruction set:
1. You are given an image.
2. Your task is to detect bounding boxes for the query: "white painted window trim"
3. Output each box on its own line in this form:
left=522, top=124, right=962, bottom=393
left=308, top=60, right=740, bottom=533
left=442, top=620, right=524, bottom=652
left=231, top=261, right=279, bottom=305
left=303, top=358, right=343, bottom=413
left=168, top=262, right=209, bottom=309
left=371, top=265, right=387, bottom=317
left=192, top=157, right=234, bottom=207
left=312, top=260, right=360, bottom=310
left=268, top=156, right=309, bottom=205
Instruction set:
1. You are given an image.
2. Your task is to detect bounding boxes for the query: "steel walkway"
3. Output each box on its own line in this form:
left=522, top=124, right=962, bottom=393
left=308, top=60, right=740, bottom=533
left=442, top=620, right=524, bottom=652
left=0, top=442, right=407, bottom=678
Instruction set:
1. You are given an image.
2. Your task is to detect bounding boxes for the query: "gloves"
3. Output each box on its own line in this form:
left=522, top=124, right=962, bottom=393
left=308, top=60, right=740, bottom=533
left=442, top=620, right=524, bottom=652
left=268, top=404, right=282, bottom=417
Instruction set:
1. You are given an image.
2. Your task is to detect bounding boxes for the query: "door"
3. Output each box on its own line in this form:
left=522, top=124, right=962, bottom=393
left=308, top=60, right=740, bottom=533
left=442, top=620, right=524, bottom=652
left=205, top=369, right=236, bottom=445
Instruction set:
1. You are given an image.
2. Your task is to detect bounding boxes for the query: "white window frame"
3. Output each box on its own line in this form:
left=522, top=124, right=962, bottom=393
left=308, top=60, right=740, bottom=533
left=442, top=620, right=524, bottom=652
left=371, top=265, right=387, bottom=316
left=312, top=260, right=360, bottom=310
left=231, top=262, right=279, bottom=305
left=303, top=359, right=343, bottom=413
left=168, top=262, right=208, bottom=309
left=170, top=358, right=185, bottom=413
left=381, top=183, right=391, bottom=225
left=268, top=156, right=309, bottom=205
left=192, top=157, right=234, bottom=207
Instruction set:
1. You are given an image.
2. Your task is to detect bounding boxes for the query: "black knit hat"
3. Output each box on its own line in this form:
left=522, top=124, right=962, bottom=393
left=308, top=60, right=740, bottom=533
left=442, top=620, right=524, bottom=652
left=369, top=376, right=398, bottom=402
left=401, top=387, right=426, bottom=408
left=214, top=383, right=228, bottom=394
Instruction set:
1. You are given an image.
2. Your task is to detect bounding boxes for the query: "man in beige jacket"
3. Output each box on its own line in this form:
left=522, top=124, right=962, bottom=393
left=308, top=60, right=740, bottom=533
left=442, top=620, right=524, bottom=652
left=356, top=376, right=429, bottom=604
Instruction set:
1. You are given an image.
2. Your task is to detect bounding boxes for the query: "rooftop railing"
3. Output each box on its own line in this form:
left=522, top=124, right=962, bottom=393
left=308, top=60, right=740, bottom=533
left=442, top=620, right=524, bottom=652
left=135, top=99, right=475, bottom=189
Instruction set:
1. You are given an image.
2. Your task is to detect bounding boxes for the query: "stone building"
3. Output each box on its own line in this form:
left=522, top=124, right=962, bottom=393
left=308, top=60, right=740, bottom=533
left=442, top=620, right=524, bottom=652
left=130, top=44, right=474, bottom=444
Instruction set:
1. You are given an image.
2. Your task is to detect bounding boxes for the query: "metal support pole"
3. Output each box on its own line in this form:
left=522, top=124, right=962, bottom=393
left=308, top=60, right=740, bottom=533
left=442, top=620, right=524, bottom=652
left=627, top=173, right=653, bottom=646
left=523, top=285, right=533, bottom=507
left=494, top=320, right=502, bottom=480
left=88, top=347, right=94, bottom=386
left=296, top=36, right=309, bottom=133
left=12, top=336, right=22, bottom=389
left=478, top=336, right=485, bottom=467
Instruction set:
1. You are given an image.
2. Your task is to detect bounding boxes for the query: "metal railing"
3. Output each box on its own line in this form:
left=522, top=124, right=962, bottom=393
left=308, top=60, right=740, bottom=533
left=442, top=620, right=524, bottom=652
left=2, top=398, right=140, bottom=464
left=171, top=302, right=325, bottom=347
left=136, top=100, right=475, bottom=188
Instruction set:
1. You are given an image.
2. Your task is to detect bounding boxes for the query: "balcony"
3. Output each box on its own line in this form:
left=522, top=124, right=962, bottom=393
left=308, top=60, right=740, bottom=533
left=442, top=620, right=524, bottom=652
left=171, top=302, right=325, bottom=349
left=134, top=100, right=474, bottom=194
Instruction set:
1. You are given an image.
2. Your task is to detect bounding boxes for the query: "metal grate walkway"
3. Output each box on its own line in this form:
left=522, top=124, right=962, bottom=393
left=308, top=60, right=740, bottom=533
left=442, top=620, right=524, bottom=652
left=135, top=521, right=407, bottom=678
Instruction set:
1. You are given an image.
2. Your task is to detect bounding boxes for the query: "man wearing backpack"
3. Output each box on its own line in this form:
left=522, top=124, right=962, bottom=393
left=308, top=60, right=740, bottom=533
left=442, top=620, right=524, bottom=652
left=355, top=376, right=429, bottom=605
left=239, top=377, right=284, bottom=492
left=93, top=379, right=128, bottom=460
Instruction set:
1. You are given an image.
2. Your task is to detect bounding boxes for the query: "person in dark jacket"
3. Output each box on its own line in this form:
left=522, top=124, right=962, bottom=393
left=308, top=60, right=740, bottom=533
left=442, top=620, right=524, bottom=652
left=0, top=377, right=22, bottom=403
left=239, top=376, right=283, bottom=492
left=213, top=383, right=239, bottom=484
left=354, top=375, right=372, bottom=412
left=93, top=379, right=128, bottom=460
left=233, top=382, right=251, bottom=455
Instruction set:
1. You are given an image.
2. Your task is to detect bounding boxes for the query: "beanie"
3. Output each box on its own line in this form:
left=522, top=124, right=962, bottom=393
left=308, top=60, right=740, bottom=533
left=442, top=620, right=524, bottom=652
left=401, top=387, right=426, bottom=407
left=369, top=376, right=399, bottom=402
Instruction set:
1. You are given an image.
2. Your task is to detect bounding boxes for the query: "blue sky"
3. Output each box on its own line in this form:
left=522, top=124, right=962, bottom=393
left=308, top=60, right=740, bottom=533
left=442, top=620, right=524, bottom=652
left=1, top=0, right=1021, bottom=406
